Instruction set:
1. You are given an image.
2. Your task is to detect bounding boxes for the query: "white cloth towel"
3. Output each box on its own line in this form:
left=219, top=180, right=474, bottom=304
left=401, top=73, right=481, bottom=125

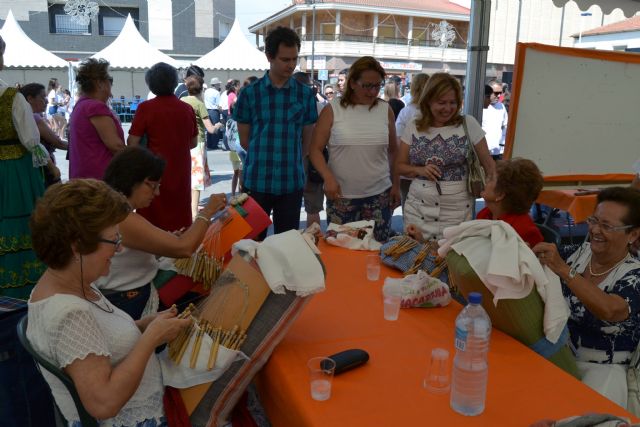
left=437, top=220, right=569, bottom=344
left=232, top=230, right=325, bottom=297
left=325, top=220, right=382, bottom=251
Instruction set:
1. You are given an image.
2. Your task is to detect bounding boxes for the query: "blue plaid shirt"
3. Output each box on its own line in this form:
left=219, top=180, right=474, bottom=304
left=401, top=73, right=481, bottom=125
left=233, top=72, right=318, bottom=195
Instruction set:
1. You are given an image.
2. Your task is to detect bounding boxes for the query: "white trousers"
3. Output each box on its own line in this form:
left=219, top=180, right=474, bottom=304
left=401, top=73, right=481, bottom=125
left=577, top=361, right=628, bottom=409
left=403, top=179, right=473, bottom=241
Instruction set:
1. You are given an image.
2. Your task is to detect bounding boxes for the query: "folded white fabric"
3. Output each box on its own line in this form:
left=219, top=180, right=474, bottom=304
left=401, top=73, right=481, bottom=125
left=325, top=220, right=381, bottom=251
left=438, top=219, right=569, bottom=344
left=159, top=322, right=248, bottom=388
left=232, top=230, right=325, bottom=297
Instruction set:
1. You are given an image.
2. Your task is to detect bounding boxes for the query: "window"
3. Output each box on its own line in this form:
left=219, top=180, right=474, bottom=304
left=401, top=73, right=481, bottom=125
left=321, top=23, right=335, bottom=35
left=220, top=21, right=232, bottom=39
left=48, top=3, right=91, bottom=35
left=98, top=7, right=138, bottom=36
left=412, top=26, right=428, bottom=45
left=613, top=45, right=627, bottom=51
left=102, top=16, right=126, bottom=36
left=377, top=24, right=395, bottom=40
left=54, top=14, right=90, bottom=34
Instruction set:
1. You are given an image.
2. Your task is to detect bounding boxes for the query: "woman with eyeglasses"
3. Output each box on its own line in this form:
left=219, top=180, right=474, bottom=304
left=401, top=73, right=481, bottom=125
left=99, top=147, right=227, bottom=319
left=309, top=56, right=400, bottom=242
left=323, top=84, right=335, bottom=101
left=28, top=179, right=191, bottom=425
left=533, top=187, right=640, bottom=408
left=69, top=58, right=125, bottom=180
left=395, top=72, right=495, bottom=241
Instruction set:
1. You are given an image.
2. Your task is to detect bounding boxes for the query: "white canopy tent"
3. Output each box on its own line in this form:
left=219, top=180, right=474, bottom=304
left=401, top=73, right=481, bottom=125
left=194, top=19, right=269, bottom=70
left=0, top=10, right=67, bottom=68
left=464, top=0, right=640, bottom=120
left=91, top=14, right=179, bottom=69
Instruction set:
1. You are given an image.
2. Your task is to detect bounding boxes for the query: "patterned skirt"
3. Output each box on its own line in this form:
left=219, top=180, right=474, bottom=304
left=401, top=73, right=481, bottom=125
left=0, top=150, right=46, bottom=299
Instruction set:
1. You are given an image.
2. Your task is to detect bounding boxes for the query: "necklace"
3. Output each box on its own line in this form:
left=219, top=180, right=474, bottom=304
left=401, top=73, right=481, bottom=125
left=589, top=253, right=629, bottom=277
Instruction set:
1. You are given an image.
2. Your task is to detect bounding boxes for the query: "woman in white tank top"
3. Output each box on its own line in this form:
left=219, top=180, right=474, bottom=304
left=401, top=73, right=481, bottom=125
left=99, top=146, right=227, bottom=319
left=308, top=56, right=400, bottom=242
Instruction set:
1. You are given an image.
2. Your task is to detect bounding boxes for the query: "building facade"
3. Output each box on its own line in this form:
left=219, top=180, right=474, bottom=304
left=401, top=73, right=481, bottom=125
left=250, top=0, right=471, bottom=82
left=248, top=0, right=628, bottom=85
left=0, top=0, right=235, bottom=61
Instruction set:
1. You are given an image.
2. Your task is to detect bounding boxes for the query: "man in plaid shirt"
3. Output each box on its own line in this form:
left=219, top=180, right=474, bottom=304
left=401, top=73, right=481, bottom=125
left=234, top=26, right=318, bottom=239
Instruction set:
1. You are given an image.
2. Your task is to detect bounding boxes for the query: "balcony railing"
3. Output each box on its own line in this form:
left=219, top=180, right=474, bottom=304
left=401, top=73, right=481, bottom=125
left=300, top=33, right=466, bottom=49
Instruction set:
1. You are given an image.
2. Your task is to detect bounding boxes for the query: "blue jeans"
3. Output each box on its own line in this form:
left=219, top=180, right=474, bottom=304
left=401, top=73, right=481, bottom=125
left=0, top=309, right=55, bottom=426
left=103, top=283, right=151, bottom=320
left=244, top=188, right=303, bottom=241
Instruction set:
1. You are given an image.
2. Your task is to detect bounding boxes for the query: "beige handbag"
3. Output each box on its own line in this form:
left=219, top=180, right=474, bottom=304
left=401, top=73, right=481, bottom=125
left=462, top=116, right=486, bottom=198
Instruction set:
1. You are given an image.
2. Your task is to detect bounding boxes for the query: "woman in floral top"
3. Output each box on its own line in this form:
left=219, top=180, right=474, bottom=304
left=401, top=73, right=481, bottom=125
left=533, top=187, right=640, bottom=408
left=395, top=73, right=494, bottom=241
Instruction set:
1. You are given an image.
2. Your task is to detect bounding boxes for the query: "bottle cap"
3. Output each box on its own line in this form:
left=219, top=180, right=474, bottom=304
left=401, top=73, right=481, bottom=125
left=468, top=292, right=482, bottom=304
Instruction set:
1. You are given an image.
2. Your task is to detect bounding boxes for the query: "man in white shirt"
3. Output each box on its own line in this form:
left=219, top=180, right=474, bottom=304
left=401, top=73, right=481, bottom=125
left=204, top=77, right=222, bottom=149
left=482, top=81, right=508, bottom=160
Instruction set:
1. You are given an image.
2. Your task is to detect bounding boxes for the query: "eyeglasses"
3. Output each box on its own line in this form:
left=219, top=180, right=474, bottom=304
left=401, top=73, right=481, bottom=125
left=99, top=233, right=122, bottom=250
left=325, top=91, right=334, bottom=96
left=493, top=91, right=502, bottom=96
left=357, top=82, right=383, bottom=92
left=586, top=216, right=634, bottom=233
left=145, top=180, right=161, bottom=192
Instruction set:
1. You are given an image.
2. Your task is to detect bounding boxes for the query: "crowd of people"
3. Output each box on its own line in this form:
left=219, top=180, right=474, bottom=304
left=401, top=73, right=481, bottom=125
left=1, top=21, right=640, bottom=425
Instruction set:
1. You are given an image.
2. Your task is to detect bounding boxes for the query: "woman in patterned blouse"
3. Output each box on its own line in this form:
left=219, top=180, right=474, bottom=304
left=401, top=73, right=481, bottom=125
left=395, top=73, right=495, bottom=241
left=533, top=187, right=640, bottom=408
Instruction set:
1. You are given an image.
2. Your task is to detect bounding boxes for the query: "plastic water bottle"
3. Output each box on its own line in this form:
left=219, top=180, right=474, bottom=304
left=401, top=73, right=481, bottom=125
left=450, top=292, right=492, bottom=416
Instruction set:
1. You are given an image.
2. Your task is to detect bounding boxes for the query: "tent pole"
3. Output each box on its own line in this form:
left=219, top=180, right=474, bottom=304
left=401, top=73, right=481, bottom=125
left=463, top=0, right=491, bottom=122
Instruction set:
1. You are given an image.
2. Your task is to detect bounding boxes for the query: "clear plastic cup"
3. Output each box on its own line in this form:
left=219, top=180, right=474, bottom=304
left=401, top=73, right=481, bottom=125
left=308, top=357, right=336, bottom=401
left=382, top=284, right=403, bottom=321
left=366, top=254, right=381, bottom=281
left=423, top=348, right=451, bottom=394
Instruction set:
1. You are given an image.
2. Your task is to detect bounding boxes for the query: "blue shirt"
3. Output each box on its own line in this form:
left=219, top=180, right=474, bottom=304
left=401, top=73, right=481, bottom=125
left=233, top=72, right=318, bottom=195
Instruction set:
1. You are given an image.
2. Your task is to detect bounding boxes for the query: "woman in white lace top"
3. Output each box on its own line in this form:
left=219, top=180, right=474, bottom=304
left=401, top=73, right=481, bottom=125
left=27, top=179, right=191, bottom=426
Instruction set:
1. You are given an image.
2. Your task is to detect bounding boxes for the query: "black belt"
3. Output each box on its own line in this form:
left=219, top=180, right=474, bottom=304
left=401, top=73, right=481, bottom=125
left=101, top=282, right=151, bottom=300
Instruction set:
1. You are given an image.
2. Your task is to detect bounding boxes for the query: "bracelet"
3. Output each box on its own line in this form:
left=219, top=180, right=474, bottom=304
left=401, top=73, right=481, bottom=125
left=195, top=214, right=211, bottom=224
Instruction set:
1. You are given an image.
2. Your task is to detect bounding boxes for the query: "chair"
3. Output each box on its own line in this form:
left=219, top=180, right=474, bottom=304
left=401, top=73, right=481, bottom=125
left=536, top=223, right=562, bottom=247
left=16, top=315, right=99, bottom=427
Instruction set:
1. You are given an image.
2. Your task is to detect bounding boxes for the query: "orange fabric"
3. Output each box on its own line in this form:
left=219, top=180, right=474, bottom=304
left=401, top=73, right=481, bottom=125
left=256, top=243, right=637, bottom=426
left=543, top=174, right=634, bottom=183
left=536, top=190, right=597, bottom=223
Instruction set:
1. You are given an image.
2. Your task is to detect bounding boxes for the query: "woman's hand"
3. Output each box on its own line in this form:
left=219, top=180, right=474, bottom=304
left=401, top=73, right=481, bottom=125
left=323, top=175, right=342, bottom=200
left=420, top=164, right=442, bottom=181
left=201, top=193, right=227, bottom=217
left=390, top=185, right=401, bottom=209
left=532, top=242, right=566, bottom=274
left=143, top=309, right=192, bottom=346
left=406, top=224, right=424, bottom=242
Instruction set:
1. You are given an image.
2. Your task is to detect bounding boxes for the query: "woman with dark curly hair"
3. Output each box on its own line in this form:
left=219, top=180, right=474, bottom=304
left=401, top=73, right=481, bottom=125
left=128, top=62, right=199, bottom=232
left=28, top=179, right=190, bottom=425
left=69, top=58, right=124, bottom=179
left=475, top=158, right=544, bottom=247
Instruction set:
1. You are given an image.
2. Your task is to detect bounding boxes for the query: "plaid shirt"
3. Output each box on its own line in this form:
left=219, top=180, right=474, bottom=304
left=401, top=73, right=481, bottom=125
left=233, top=72, right=318, bottom=195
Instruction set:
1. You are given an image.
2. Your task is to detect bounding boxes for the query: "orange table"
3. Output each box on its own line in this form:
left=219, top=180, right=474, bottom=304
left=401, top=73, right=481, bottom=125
left=255, top=244, right=636, bottom=426
left=536, top=190, right=597, bottom=223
